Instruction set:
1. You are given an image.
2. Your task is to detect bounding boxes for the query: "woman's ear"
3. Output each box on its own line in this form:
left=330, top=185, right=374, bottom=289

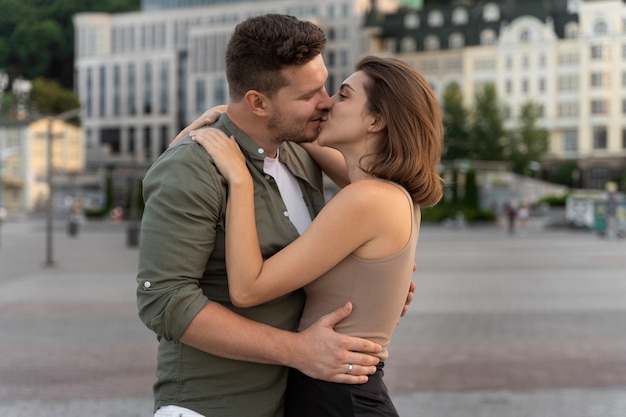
left=368, top=114, right=386, bottom=133
left=244, top=90, right=270, bottom=116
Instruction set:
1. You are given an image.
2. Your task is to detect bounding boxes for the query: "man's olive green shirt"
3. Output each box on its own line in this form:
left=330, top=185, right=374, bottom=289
left=136, top=115, right=325, bottom=417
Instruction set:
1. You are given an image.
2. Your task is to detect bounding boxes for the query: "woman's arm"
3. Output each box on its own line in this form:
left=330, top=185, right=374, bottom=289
left=299, top=141, right=350, bottom=188
left=190, top=129, right=380, bottom=308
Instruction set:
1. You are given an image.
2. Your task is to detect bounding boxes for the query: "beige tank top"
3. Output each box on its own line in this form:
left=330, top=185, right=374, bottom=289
left=298, top=181, right=419, bottom=360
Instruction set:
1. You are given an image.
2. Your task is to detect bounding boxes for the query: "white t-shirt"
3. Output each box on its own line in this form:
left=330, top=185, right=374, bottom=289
left=263, top=153, right=312, bottom=235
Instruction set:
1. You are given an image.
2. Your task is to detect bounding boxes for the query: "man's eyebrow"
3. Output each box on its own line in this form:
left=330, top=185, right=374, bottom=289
left=297, top=85, right=325, bottom=99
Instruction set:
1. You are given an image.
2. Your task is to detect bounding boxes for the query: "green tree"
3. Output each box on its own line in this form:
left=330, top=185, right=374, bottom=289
left=442, top=82, right=469, bottom=161
left=0, top=0, right=140, bottom=90
left=11, top=20, right=64, bottom=81
left=469, top=83, right=506, bottom=161
left=29, top=77, right=80, bottom=116
left=509, top=101, right=549, bottom=175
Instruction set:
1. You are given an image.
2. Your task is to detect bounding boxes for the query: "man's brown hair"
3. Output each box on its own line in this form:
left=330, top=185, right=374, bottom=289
left=226, top=14, right=327, bottom=101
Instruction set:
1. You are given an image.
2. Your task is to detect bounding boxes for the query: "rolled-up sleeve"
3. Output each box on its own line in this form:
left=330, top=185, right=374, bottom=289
left=136, top=139, right=223, bottom=341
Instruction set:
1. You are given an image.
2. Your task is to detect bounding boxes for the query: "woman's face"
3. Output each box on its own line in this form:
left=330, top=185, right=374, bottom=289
left=317, top=70, right=376, bottom=149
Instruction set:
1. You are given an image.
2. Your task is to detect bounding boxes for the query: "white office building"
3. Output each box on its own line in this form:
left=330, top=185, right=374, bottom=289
left=73, top=0, right=371, bottom=172
left=367, top=0, right=626, bottom=190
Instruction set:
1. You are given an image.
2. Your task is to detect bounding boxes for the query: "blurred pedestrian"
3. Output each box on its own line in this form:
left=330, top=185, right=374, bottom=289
left=506, top=201, right=518, bottom=235
left=517, top=203, right=529, bottom=235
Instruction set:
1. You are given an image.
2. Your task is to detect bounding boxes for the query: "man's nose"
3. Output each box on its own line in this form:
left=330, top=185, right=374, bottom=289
left=319, top=88, right=333, bottom=110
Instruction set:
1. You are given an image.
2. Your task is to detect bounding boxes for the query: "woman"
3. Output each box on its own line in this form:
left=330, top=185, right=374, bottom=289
left=190, top=56, right=443, bottom=417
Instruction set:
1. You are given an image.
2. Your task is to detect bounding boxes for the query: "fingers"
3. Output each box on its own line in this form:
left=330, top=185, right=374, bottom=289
left=400, top=280, right=416, bottom=318
left=317, top=301, right=352, bottom=328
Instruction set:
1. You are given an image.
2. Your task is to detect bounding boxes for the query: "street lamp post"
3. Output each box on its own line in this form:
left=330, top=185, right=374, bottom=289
left=43, top=108, right=81, bottom=267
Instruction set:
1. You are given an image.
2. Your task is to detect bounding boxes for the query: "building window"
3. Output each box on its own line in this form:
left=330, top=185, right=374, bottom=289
left=159, top=61, right=169, bottom=114
left=424, top=35, right=440, bottom=51
left=520, top=30, right=530, bottom=42
left=591, top=100, right=608, bottom=115
left=213, top=78, right=226, bottom=107
left=128, top=63, right=136, bottom=115
left=591, top=72, right=605, bottom=87
left=559, top=102, right=579, bottom=118
left=483, top=2, right=500, bottom=21
left=522, top=79, right=529, bottom=93
left=452, top=7, right=468, bottom=25
left=341, top=50, right=349, bottom=66
left=559, top=52, right=579, bottom=65
left=113, top=65, right=120, bottom=116
left=592, top=127, right=607, bottom=149
left=589, top=166, right=610, bottom=189
left=327, top=4, right=335, bottom=18
left=144, top=126, right=152, bottom=160
left=522, top=54, right=529, bottom=68
left=622, top=129, right=626, bottom=148
left=558, top=75, right=578, bottom=91
left=563, top=129, right=578, bottom=151
left=591, top=45, right=604, bottom=60
left=539, top=78, right=545, bottom=92
left=404, top=13, right=419, bottom=29
left=622, top=99, right=626, bottom=114
left=101, top=128, right=121, bottom=154
left=565, top=22, right=579, bottom=38
left=401, top=37, right=417, bottom=52
left=86, top=68, right=92, bottom=117
left=505, top=80, right=512, bottom=93
left=594, top=20, right=608, bottom=36
left=195, top=79, right=206, bottom=113
left=480, top=29, right=496, bottom=45
left=327, top=28, right=336, bottom=41
left=428, top=10, right=444, bottom=27
left=159, top=125, right=169, bottom=153
left=143, top=62, right=152, bottom=114
left=128, top=127, right=135, bottom=154
left=326, top=50, right=336, bottom=67
left=99, top=66, right=106, bottom=117
left=449, top=33, right=464, bottom=49
left=505, top=55, right=512, bottom=69
left=327, top=74, right=336, bottom=95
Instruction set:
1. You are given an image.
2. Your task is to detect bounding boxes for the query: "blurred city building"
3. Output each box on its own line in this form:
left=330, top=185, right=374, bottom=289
left=72, top=0, right=372, bottom=197
left=0, top=116, right=88, bottom=215
left=73, top=0, right=626, bottom=208
left=364, top=0, right=626, bottom=190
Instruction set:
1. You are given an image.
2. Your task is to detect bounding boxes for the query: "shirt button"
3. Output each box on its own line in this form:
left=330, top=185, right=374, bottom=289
left=144, top=281, right=151, bottom=289
left=258, top=148, right=265, bottom=154
left=265, top=175, right=271, bottom=180
left=283, top=211, right=289, bottom=217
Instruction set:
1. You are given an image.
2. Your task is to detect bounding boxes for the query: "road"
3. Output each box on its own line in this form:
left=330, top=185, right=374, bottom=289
left=0, top=215, right=625, bottom=416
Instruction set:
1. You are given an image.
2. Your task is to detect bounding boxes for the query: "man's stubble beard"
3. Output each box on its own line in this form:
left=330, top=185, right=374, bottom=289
left=266, top=111, right=320, bottom=146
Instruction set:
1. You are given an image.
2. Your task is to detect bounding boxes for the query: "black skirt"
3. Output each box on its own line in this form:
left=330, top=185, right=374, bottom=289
left=285, top=363, right=399, bottom=417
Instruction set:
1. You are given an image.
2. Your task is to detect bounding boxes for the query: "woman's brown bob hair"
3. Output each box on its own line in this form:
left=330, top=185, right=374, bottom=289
left=357, top=56, right=444, bottom=208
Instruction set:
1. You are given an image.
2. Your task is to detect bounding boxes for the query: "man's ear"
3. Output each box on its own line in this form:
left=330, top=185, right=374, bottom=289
left=368, top=114, right=386, bottom=133
left=244, top=90, right=270, bottom=116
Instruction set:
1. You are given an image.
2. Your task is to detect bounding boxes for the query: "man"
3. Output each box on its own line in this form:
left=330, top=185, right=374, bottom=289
left=137, top=14, right=383, bottom=417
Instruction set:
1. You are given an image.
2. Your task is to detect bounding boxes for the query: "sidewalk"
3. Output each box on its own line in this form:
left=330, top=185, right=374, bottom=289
left=1, top=216, right=626, bottom=416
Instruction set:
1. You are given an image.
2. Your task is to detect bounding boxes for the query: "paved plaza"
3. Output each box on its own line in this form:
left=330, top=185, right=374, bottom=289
left=0, top=214, right=625, bottom=417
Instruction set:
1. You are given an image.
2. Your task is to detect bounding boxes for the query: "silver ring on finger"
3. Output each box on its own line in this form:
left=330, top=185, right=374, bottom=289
left=346, top=363, right=353, bottom=374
